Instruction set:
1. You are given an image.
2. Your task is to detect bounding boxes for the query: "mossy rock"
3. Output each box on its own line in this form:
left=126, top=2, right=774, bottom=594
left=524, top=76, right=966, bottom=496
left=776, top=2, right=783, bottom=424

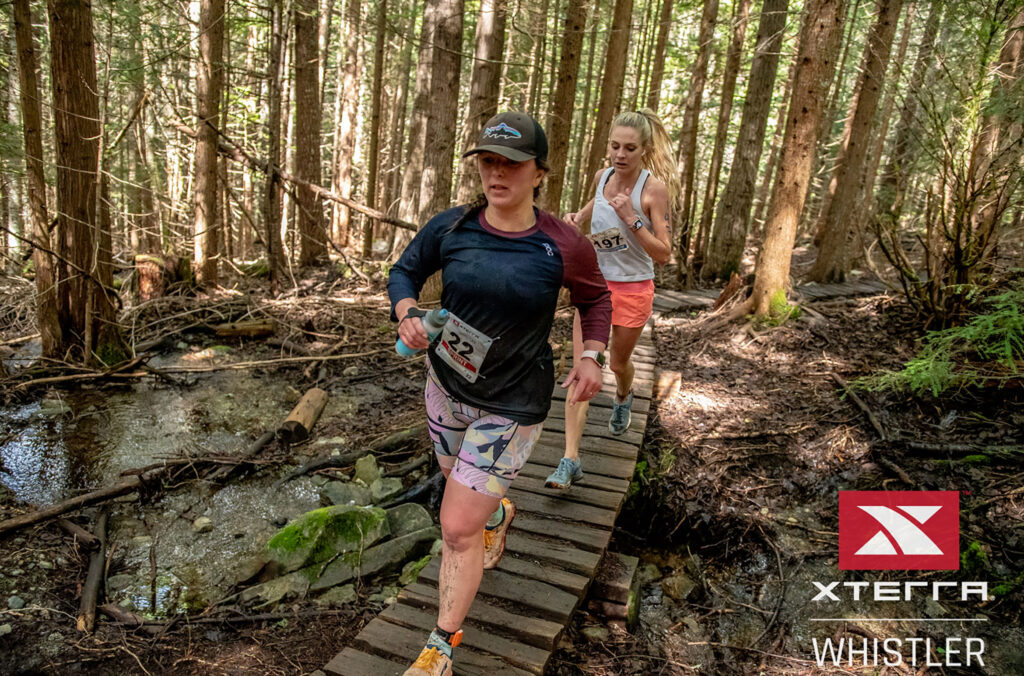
left=267, top=505, right=390, bottom=573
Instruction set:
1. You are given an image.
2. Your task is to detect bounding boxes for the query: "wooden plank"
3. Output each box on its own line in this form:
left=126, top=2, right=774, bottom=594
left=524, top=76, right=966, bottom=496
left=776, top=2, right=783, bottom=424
left=507, top=487, right=618, bottom=529
left=324, top=647, right=407, bottom=676
left=400, top=582, right=563, bottom=651
left=590, top=551, right=640, bottom=604
left=535, top=431, right=640, bottom=459
left=417, top=557, right=579, bottom=623
left=545, top=406, right=649, bottom=428
left=541, top=416, right=645, bottom=446
left=510, top=474, right=624, bottom=511
left=496, top=553, right=590, bottom=595
left=527, top=444, right=636, bottom=481
left=517, top=460, right=630, bottom=494
left=503, top=530, right=603, bottom=576
left=549, top=388, right=652, bottom=414
left=354, top=617, right=533, bottom=676
left=380, top=602, right=548, bottom=674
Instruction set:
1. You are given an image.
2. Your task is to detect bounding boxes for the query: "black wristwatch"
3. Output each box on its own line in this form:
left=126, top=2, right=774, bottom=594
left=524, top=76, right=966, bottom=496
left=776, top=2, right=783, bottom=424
left=630, top=218, right=644, bottom=232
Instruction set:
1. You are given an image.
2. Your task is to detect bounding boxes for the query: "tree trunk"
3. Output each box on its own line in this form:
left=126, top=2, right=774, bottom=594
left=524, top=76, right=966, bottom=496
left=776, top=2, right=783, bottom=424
left=809, top=0, right=903, bottom=282
left=751, top=0, right=846, bottom=318
left=646, top=0, right=674, bottom=110
left=526, top=0, right=551, bottom=115
left=193, top=0, right=226, bottom=286
left=806, top=0, right=861, bottom=230
left=263, top=0, right=287, bottom=291
left=542, top=0, right=591, bottom=213
left=454, top=0, right=509, bottom=204
left=874, top=0, right=941, bottom=226
left=568, top=5, right=602, bottom=211
left=704, top=0, right=789, bottom=282
left=294, top=0, right=327, bottom=265
left=693, top=0, right=753, bottom=275
left=582, top=0, right=634, bottom=208
left=47, top=0, right=123, bottom=364
left=360, top=0, right=389, bottom=256
left=675, top=0, right=719, bottom=280
left=393, top=1, right=439, bottom=254
left=331, top=0, right=362, bottom=245
left=14, top=0, right=61, bottom=357
left=416, top=0, right=464, bottom=223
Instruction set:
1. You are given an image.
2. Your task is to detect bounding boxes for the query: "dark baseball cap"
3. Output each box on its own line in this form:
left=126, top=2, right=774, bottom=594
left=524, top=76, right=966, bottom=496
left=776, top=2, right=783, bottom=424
left=462, top=111, right=548, bottom=164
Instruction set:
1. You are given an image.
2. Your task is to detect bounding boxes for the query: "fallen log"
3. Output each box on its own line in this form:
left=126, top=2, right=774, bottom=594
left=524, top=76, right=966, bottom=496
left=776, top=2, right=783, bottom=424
left=0, top=467, right=170, bottom=537
left=77, top=511, right=108, bottom=633
left=56, top=518, right=100, bottom=549
left=205, top=431, right=277, bottom=484
left=276, top=388, right=329, bottom=444
left=272, top=449, right=364, bottom=488
left=214, top=319, right=276, bottom=338
left=383, top=454, right=429, bottom=478
left=382, top=470, right=443, bottom=509
left=369, top=422, right=428, bottom=454
left=98, top=603, right=162, bottom=635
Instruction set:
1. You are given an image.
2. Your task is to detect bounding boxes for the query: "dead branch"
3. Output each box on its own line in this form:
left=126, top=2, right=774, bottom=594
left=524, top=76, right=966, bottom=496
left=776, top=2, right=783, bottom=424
left=56, top=518, right=100, bottom=549
left=77, top=511, right=108, bottom=633
left=205, top=431, right=277, bottom=484
left=830, top=373, right=887, bottom=441
left=273, top=449, right=365, bottom=488
left=383, top=454, right=429, bottom=478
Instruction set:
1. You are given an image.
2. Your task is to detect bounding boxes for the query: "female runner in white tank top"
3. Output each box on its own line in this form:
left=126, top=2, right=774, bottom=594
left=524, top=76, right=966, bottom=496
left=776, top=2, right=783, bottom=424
left=547, top=109, right=679, bottom=489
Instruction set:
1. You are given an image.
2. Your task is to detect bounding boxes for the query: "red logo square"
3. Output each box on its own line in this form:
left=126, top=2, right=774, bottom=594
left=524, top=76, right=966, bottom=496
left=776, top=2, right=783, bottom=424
left=839, top=491, right=959, bottom=570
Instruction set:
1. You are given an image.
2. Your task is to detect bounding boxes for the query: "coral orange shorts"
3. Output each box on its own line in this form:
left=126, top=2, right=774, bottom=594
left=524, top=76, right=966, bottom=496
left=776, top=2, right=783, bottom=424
left=607, top=279, right=655, bottom=328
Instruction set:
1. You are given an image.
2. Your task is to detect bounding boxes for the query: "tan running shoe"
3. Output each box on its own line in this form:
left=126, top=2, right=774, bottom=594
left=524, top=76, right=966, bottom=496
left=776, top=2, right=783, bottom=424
left=482, top=497, right=515, bottom=569
left=402, top=645, right=453, bottom=676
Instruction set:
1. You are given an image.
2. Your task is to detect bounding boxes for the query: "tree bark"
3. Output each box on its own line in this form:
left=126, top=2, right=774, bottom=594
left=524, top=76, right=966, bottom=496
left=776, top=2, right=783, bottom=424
left=360, top=0, right=389, bottom=256
left=646, top=0, right=674, bottom=110
left=568, top=5, right=602, bottom=211
left=704, top=0, right=789, bottom=282
left=750, top=0, right=846, bottom=317
left=263, top=0, right=287, bottom=291
left=809, top=0, right=903, bottom=282
left=693, top=0, right=753, bottom=274
left=583, top=0, right=635, bottom=208
left=675, top=0, right=720, bottom=280
left=47, top=0, right=122, bottom=364
left=331, top=0, right=362, bottom=245
left=14, top=0, right=61, bottom=357
left=416, top=0, right=464, bottom=223
left=193, top=0, right=226, bottom=286
left=873, top=1, right=941, bottom=226
left=542, top=0, right=591, bottom=213
left=455, top=0, right=509, bottom=203
left=294, top=0, right=327, bottom=265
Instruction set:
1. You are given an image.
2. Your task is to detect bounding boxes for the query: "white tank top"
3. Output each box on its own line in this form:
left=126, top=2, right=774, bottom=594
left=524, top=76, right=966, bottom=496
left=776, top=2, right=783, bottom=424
left=589, top=167, right=654, bottom=282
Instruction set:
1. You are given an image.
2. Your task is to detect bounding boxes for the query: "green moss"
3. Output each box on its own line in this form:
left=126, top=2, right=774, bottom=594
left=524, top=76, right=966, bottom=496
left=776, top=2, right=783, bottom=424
left=267, top=505, right=389, bottom=573
left=960, top=541, right=989, bottom=576
left=757, top=289, right=802, bottom=327
left=960, top=454, right=990, bottom=465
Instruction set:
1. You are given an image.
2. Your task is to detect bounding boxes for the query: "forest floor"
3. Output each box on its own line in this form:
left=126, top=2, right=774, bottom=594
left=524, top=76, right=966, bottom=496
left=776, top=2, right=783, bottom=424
left=1, top=254, right=1022, bottom=675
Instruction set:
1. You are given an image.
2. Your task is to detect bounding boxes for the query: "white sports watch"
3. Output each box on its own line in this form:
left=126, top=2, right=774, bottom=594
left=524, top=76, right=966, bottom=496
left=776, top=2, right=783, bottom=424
left=580, top=349, right=605, bottom=368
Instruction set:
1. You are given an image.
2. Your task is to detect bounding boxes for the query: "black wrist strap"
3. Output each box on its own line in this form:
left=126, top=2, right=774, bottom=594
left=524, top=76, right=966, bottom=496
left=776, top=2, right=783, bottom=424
left=401, top=307, right=427, bottom=323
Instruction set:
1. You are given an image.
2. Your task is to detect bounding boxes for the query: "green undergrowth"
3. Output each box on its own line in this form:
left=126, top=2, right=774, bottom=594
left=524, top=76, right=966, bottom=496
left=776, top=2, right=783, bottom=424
left=857, top=285, right=1024, bottom=396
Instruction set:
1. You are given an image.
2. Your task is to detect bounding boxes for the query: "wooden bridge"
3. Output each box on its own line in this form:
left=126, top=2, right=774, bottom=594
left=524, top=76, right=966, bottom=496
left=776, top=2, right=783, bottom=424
left=325, top=323, right=657, bottom=675
left=324, top=280, right=888, bottom=674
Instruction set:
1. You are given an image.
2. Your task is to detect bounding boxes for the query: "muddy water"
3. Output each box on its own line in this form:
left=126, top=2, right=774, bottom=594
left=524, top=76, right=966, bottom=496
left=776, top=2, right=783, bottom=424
left=1, top=344, right=324, bottom=615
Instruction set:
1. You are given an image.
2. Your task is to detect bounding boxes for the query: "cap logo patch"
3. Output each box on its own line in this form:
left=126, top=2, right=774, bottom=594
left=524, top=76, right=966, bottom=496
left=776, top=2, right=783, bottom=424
left=484, top=122, right=522, bottom=140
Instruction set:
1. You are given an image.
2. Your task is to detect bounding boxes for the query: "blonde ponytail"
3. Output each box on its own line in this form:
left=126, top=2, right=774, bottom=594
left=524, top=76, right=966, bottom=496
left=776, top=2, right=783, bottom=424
left=610, top=108, right=681, bottom=212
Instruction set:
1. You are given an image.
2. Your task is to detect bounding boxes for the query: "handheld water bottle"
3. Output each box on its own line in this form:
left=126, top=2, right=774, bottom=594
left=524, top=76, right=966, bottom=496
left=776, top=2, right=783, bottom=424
left=395, top=308, right=449, bottom=357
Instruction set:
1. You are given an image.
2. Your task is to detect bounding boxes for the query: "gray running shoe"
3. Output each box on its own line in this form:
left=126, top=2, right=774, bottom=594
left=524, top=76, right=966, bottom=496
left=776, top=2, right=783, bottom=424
left=545, top=457, right=583, bottom=489
left=608, top=392, right=633, bottom=436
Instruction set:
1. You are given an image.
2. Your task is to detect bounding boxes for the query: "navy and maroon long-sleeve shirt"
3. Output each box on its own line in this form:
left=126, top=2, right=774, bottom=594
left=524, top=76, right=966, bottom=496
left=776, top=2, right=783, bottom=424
left=388, top=205, right=611, bottom=424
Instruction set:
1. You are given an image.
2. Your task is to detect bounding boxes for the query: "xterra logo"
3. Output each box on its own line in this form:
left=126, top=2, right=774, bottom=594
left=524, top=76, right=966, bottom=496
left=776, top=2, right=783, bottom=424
left=839, top=491, right=959, bottom=570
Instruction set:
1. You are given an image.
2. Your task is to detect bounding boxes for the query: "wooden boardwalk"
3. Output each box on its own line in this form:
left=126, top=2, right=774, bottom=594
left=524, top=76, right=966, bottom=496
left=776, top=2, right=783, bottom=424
left=325, top=325, right=656, bottom=675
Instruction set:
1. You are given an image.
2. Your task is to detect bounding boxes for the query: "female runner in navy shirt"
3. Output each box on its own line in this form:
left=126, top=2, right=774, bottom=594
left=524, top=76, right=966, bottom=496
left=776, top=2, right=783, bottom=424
left=388, top=112, right=611, bottom=676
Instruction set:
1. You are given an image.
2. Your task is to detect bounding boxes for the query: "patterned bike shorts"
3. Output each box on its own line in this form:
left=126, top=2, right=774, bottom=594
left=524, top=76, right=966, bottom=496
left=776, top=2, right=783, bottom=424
left=424, top=366, right=542, bottom=499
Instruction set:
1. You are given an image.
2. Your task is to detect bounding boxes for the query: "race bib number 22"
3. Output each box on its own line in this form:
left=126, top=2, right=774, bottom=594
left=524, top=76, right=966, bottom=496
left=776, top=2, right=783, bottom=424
left=434, top=312, right=493, bottom=383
